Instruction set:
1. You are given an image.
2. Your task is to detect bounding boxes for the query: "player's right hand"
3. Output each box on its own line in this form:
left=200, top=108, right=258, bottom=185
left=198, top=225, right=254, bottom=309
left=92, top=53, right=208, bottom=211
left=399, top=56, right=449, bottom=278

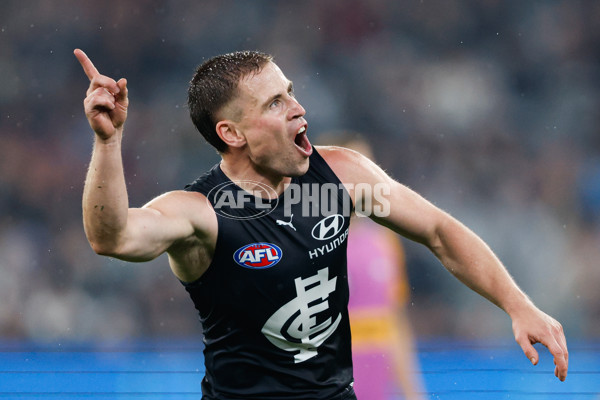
left=74, top=49, right=128, bottom=141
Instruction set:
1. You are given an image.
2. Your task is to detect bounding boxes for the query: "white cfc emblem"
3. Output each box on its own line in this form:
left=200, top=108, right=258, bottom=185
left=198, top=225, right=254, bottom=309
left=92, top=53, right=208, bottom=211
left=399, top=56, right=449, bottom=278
left=261, top=267, right=341, bottom=363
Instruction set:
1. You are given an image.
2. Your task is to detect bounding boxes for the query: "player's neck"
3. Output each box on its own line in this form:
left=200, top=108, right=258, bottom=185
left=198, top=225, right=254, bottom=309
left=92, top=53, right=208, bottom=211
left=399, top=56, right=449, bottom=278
left=219, top=156, right=291, bottom=198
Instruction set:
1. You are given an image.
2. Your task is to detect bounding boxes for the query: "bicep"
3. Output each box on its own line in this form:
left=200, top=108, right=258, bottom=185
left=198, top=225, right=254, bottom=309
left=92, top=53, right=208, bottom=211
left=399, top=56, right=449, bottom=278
left=110, top=193, right=201, bottom=262
left=368, top=178, right=447, bottom=247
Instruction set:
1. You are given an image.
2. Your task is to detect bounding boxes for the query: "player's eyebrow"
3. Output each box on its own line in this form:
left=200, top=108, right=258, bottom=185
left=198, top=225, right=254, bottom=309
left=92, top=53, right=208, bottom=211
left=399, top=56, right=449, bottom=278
left=262, top=81, right=294, bottom=109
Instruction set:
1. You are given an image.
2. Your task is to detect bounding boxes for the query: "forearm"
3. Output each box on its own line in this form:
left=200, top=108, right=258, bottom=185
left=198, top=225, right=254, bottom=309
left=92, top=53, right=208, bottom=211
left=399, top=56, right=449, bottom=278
left=429, top=216, right=534, bottom=317
left=82, top=132, right=129, bottom=254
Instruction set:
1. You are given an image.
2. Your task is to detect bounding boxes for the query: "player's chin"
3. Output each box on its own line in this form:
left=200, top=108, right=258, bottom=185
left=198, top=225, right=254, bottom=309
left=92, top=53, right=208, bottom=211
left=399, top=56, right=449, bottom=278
left=288, top=157, right=310, bottom=177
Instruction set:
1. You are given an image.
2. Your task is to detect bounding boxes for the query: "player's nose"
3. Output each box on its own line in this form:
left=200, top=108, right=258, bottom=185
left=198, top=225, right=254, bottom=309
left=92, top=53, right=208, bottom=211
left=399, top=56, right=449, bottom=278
left=288, top=97, right=306, bottom=120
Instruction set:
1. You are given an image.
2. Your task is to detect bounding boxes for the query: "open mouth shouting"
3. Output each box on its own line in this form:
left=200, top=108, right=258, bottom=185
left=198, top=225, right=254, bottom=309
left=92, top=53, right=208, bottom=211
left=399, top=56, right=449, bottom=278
left=294, top=125, right=313, bottom=156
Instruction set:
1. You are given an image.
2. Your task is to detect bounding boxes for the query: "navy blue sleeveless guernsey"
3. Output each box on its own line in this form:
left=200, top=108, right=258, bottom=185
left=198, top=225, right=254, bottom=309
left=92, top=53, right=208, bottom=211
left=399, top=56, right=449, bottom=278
left=183, top=149, right=355, bottom=400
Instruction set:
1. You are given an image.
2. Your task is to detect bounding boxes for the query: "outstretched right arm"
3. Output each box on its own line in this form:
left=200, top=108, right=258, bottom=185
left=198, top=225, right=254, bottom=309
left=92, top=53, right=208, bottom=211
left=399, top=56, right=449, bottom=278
left=75, top=49, right=208, bottom=265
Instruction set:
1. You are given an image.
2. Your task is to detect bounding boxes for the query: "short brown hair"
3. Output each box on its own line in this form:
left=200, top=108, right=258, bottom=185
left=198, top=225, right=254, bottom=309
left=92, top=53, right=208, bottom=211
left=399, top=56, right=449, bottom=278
left=187, top=51, right=273, bottom=153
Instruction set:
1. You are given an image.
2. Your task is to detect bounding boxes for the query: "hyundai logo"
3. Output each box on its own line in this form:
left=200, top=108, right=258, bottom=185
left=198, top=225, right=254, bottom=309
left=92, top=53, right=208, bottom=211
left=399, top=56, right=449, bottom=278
left=311, top=214, right=345, bottom=241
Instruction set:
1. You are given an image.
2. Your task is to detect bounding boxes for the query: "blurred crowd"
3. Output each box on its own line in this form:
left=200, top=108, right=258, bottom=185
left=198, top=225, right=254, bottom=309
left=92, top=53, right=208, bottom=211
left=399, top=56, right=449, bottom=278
left=0, top=0, right=598, bottom=342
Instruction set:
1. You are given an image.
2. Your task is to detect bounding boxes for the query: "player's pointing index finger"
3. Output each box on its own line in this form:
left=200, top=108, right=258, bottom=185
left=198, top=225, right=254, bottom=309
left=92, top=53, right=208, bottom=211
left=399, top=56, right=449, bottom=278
left=74, top=49, right=100, bottom=81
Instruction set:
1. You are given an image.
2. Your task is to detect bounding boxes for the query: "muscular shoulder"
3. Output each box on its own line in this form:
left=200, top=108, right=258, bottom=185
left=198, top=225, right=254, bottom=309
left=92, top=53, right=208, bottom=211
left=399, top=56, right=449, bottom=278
left=317, top=145, right=398, bottom=220
left=316, top=145, right=391, bottom=187
left=143, top=189, right=208, bottom=214
left=316, top=145, right=361, bottom=179
left=143, top=190, right=217, bottom=238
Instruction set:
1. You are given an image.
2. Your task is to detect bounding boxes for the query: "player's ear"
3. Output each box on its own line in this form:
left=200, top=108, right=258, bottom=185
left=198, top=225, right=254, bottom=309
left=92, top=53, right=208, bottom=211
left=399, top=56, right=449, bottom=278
left=216, top=120, right=246, bottom=149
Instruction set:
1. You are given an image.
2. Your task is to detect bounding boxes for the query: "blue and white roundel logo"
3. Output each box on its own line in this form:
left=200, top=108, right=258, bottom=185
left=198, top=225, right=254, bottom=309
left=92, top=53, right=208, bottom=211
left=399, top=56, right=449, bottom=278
left=233, top=242, right=283, bottom=269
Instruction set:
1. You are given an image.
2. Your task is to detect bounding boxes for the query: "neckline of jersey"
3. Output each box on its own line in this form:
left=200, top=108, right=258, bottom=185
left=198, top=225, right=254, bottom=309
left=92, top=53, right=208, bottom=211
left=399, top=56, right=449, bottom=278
left=214, top=164, right=301, bottom=205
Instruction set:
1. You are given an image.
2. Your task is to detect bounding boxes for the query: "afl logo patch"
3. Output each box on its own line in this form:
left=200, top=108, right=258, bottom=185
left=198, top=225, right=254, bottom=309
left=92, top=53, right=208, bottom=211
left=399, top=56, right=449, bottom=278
left=233, top=242, right=283, bottom=269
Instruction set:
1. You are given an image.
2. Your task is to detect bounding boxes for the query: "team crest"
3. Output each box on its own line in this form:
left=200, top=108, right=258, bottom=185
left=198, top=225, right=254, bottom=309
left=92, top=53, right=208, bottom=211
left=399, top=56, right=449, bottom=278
left=233, top=242, right=283, bottom=269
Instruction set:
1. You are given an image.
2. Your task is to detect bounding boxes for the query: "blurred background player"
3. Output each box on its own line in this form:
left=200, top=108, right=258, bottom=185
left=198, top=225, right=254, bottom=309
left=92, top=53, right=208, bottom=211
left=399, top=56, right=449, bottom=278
left=321, top=132, right=426, bottom=400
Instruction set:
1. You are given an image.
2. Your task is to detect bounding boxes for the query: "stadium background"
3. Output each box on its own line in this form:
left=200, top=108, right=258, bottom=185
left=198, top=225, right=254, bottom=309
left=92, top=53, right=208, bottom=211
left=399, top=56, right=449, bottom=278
left=0, top=0, right=598, bottom=397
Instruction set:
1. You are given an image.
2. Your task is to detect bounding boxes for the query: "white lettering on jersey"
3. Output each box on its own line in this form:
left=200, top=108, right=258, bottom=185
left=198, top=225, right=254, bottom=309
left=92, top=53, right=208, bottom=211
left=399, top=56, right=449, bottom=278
left=308, top=228, right=349, bottom=259
left=261, top=267, right=341, bottom=363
